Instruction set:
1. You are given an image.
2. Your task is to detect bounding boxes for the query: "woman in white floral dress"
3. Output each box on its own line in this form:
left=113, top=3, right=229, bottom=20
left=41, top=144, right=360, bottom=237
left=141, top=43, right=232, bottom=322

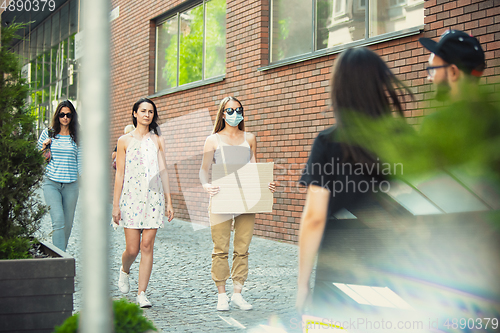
left=112, top=98, right=174, bottom=308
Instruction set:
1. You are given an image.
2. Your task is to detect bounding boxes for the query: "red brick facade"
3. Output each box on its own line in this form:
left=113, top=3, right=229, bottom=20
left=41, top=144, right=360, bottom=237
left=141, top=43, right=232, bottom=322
left=109, top=0, right=500, bottom=243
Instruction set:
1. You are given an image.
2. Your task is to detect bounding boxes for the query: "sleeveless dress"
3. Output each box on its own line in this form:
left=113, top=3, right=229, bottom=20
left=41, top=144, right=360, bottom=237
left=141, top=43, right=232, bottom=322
left=118, top=134, right=165, bottom=229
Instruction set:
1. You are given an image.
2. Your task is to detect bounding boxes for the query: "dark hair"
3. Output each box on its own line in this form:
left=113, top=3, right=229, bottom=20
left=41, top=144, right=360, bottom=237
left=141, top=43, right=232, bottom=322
left=213, top=96, right=245, bottom=134
left=51, top=100, right=79, bottom=144
left=330, top=47, right=412, bottom=166
left=131, top=98, right=159, bottom=135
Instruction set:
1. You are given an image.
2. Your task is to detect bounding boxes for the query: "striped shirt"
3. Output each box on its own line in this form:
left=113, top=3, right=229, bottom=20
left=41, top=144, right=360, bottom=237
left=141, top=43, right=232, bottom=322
left=37, top=129, right=82, bottom=183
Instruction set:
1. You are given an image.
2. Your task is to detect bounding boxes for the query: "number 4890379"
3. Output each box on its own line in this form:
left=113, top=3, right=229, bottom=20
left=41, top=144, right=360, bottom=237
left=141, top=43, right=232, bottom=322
left=443, top=318, right=498, bottom=330
left=1, top=0, right=56, bottom=12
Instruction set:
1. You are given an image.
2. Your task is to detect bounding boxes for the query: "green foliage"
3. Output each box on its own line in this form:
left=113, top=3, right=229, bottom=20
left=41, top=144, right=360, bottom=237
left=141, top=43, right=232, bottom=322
left=53, top=312, right=79, bottom=333
left=271, top=0, right=312, bottom=61
left=0, top=236, right=32, bottom=259
left=336, top=83, right=500, bottom=179
left=53, top=299, right=157, bottom=333
left=163, top=26, right=178, bottom=88
left=178, top=4, right=203, bottom=85
left=113, top=298, right=157, bottom=333
left=0, top=23, right=47, bottom=257
left=204, top=0, right=226, bottom=79
left=163, top=0, right=226, bottom=87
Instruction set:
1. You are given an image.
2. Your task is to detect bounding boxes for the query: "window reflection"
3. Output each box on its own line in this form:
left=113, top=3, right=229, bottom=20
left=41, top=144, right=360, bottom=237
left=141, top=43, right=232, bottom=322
left=271, top=0, right=424, bottom=62
left=157, top=16, right=179, bottom=91
left=155, top=0, right=227, bottom=93
left=271, top=0, right=312, bottom=62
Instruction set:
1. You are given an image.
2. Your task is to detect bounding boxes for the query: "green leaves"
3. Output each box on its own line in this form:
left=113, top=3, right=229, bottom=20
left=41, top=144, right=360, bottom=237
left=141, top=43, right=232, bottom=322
left=0, top=23, right=47, bottom=251
left=0, top=236, right=32, bottom=259
left=161, top=0, right=226, bottom=88
left=53, top=299, right=157, bottom=333
left=113, top=298, right=157, bottom=333
left=335, top=84, right=500, bottom=180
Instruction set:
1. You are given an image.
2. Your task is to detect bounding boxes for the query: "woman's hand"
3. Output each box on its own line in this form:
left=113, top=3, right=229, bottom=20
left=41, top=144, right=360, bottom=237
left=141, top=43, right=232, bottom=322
left=112, top=206, right=121, bottom=225
left=42, top=138, right=52, bottom=148
left=296, top=284, right=311, bottom=314
left=203, top=183, right=220, bottom=196
left=166, top=202, right=174, bottom=222
left=268, top=181, right=277, bottom=193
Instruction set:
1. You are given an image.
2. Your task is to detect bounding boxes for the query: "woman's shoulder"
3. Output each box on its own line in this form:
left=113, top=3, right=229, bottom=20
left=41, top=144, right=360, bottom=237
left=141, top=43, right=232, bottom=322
left=205, top=133, right=218, bottom=145
left=315, top=126, right=339, bottom=145
left=312, top=126, right=342, bottom=155
left=118, top=133, right=133, bottom=141
left=39, top=128, right=49, bottom=138
left=245, top=131, right=256, bottom=141
left=117, top=133, right=133, bottom=147
left=149, top=133, right=165, bottom=148
left=317, top=126, right=336, bottom=139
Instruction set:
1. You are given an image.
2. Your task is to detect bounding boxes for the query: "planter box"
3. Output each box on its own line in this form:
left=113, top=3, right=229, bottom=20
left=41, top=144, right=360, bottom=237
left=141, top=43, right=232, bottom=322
left=0, top=241, right=75, bottom=333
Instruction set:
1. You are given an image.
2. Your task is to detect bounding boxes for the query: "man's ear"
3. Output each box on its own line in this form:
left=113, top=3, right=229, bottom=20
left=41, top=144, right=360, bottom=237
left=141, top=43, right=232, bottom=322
left=448, top=64, right=461, bottom=82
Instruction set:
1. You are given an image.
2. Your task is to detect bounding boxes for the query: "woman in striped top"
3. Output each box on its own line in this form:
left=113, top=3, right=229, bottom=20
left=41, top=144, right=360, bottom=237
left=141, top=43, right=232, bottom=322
left=37, top=100, right=81, bottom=251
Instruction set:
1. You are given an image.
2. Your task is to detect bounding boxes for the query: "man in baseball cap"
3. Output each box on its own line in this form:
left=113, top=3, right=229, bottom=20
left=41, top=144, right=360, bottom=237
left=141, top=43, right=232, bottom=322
left=419, top=30, right=485, bottom=101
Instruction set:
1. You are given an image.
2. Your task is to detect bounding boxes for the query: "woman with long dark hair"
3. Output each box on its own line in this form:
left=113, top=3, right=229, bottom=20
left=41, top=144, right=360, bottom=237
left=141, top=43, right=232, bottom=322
left=112, top=98, right=174, bottom=308
left=199, top=96, right=276, bottom=311
left=37, top=100, right=81, bottom=251
left=296, top=47, right=411, bottom=311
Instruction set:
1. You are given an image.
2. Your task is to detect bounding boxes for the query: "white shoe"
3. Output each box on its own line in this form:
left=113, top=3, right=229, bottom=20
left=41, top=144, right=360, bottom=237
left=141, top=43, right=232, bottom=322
left=217, top=293, right=230, bottom=311
left=231, top=293, right=253, bottom=310
left=118, top=266, right=129, bottom=293
left=136, top=291, right=152, bottom=308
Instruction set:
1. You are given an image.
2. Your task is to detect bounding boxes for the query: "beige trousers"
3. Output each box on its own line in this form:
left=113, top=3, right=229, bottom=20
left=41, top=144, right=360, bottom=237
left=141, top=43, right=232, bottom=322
left=209, top=207, right=255, bottom=287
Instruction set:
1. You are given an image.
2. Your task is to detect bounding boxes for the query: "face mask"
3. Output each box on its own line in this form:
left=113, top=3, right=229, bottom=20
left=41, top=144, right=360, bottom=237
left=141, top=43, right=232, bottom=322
left=224, top=112, right=243, bottom=127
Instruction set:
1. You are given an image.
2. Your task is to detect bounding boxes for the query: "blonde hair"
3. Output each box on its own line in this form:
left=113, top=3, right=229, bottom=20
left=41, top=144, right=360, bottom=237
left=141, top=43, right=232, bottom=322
left=212, top=96, right=245, bottom=134
left=124, top=124, right=135, bottom=134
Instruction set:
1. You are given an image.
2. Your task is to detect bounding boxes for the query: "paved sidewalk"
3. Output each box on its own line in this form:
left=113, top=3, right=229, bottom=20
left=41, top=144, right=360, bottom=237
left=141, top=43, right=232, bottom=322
left=37, top=202, right=306, bottom=332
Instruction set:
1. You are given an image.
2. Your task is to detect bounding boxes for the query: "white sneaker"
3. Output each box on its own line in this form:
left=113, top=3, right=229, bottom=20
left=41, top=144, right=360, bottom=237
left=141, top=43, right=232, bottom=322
left=118, top=266, right=129, bottom=293
left=136, top=291, right=152, bottom=308
left=231, top=293, right=253, bottom=310
left=217, top=293, right=230, bottom=311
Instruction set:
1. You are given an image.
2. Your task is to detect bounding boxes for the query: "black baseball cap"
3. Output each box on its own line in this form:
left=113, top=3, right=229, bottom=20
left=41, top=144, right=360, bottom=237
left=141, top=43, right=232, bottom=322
left=419, top=30, right=485, bottom=77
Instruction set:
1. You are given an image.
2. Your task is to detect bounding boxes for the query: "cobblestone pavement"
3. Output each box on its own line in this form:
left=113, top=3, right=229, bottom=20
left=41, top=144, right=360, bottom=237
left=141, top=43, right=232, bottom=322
left=36, top=200, right=308, bottom=333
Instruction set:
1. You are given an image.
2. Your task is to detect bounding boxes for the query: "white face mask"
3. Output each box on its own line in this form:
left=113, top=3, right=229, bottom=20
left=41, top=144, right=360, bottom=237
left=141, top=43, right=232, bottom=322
left=224, top=107, right=244, bottom=127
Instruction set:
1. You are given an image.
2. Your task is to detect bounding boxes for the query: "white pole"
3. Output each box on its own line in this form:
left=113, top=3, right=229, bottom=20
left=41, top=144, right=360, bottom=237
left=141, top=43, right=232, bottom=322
left=80, top=0, right=112, bottom=331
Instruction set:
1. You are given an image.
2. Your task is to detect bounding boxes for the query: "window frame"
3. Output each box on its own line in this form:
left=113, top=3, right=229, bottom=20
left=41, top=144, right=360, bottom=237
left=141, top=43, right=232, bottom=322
left=152, top=0, right=226, bottom=97
left=264, top=0, right=424, bottom=71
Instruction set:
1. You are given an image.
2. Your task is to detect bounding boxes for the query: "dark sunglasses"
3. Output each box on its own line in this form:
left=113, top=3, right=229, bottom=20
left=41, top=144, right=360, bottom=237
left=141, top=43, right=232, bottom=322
left=224, top=107, right=243, bottom=115
left=58, top=112, right=73, bottom=119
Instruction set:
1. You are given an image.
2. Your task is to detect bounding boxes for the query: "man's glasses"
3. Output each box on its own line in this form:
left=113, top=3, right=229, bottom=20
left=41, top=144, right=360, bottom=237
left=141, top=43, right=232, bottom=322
left=426, top=64, right=450, bottom=78
left=224, top=107, right=243, bottom=115
left=58, top=112, right=73, bottom=119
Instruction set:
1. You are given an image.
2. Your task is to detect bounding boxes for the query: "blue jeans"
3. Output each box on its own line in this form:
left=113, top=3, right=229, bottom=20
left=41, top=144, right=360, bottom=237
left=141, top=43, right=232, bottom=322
left=42, top=178, right=79, bottom=251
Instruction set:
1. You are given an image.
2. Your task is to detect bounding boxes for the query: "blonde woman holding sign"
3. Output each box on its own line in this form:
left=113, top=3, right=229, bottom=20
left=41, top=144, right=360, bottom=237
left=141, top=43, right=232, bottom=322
left=199, top=96, right=276, bottom=311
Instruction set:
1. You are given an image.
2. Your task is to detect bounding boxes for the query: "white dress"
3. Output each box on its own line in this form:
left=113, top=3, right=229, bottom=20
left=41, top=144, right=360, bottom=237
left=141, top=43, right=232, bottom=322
left=118, top=135, right=165, bottom=229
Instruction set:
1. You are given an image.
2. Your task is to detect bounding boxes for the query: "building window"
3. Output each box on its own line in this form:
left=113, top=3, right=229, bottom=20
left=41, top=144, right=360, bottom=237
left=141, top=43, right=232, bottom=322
left=9, top=0, right=80, bottom=133
left=270, top=0, right=424, bottom=63
left=155, top=0, right=226, bottom=93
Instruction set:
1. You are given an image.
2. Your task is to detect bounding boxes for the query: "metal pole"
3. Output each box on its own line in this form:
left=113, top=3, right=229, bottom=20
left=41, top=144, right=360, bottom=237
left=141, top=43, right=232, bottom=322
left=80, top=0, right=112, bottom=331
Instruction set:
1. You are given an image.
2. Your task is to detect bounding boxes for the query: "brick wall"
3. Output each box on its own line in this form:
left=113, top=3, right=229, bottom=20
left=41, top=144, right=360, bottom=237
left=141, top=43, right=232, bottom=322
left=109, top=0, right=500, bottom=243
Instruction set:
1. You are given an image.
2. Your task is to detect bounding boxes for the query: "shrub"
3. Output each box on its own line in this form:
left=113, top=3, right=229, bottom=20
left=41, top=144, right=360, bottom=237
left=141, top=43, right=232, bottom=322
left=53, top=298, right=157, bottom=333
left=0, top=236, right=32, bottom=259
left=0, top=22, right=47, bottom=258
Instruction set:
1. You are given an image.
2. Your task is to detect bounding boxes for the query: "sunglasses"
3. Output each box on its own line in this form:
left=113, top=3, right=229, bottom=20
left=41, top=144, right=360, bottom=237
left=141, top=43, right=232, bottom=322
left=58, top=112, right=73, bottom=119
left=224, top=107, right=243, bottom=115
